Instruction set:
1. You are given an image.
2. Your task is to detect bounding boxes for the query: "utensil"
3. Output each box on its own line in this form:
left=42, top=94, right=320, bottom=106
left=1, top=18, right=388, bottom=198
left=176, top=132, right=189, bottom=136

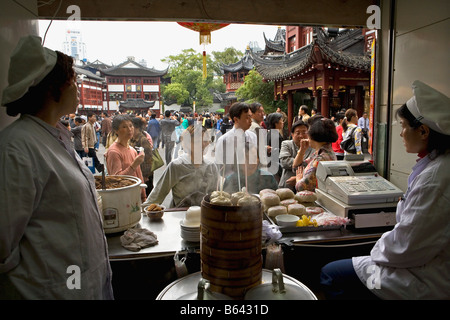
left=244, top=268, right=317, bottom=300
left=177, top=278, right=233, bottom=300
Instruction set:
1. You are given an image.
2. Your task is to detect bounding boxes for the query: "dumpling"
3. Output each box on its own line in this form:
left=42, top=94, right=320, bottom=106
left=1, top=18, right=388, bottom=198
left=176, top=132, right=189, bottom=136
left=210, top=195, right=232, bottom=206
left=295, top=191, right=317, bottom=203
left=288, top=203, right=306, bottom=216
left=231, top=191, right=246, bottom=205
left=280, top=199, right=298, bottom=208
left=267, top=205, right=287, bottom=218
left=276, top=188, right=295, bottom=200
left=211, top=191, right=231, bottom=200
left=261, top=192, right=280, bottom=207
left=259, top=188, right=277, bottom=197
left=237, top=195, right=260, bottom=206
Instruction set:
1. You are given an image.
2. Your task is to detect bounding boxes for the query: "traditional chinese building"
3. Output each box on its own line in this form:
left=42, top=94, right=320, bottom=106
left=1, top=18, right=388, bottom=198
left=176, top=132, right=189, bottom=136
left=100, top=56, right=168, bottom=114
left=221, top=28, right=286, bottom=109
left=263, top=27, right=286, bottom=55
left=74, top=66, right=105, bottom=115
left=252, top=27, right=372, bottom=130
left=118, top=99, right=156, bottom=116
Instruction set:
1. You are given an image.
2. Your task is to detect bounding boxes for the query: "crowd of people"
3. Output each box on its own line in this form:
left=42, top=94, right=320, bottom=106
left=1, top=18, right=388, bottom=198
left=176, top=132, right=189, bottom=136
left=60, top=100, right=371, bottom=207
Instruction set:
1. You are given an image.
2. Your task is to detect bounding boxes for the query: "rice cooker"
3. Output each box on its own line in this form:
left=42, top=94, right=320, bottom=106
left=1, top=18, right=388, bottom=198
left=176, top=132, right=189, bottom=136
left=96, top=175, right=146, bottom=234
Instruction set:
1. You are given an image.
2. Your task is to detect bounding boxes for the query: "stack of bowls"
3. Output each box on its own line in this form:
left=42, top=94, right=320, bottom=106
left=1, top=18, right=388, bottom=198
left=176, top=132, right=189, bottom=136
left=180, top=206, right=201, bottom=242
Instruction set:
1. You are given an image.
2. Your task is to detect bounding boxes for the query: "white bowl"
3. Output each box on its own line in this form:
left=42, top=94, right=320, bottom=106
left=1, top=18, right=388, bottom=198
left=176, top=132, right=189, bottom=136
left=275, top=214, right=299, bottom=227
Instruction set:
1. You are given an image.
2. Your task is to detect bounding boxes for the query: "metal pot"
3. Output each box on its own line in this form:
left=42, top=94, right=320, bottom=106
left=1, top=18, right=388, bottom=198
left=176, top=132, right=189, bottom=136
left=177, top=278, right=233, bottom=300
left=96, top=175, right=146, bottom=234
left=244, top=268, right=317, bottom=300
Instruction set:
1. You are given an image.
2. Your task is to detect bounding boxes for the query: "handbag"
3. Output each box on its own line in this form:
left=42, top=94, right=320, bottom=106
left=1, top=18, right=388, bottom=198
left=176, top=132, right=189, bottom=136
left=340, top=126, right=357, bottom=154
left=82, top=156, right=95, bottom=173
left=151, top=148, right=164, bottom=172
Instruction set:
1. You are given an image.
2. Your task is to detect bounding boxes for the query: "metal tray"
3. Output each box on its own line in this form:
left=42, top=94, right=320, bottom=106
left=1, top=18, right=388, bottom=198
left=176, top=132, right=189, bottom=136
left=264, top=213, right=344, bottom=233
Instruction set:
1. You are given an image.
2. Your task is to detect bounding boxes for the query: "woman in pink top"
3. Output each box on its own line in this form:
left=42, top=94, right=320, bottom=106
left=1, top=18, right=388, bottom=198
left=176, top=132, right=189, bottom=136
left=106, top=114, right=146, bottom=202
left=331, top=112, right=345, bottom=160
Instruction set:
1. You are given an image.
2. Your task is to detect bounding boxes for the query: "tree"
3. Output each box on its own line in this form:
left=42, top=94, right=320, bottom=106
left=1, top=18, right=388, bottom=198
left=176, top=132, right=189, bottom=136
left=161, top=47, right=243, bottom=108
left=210, top=47, right=244, bottom=76
left=235, top=69, right=279, bottom=113
left=162, top=82, right=190, bottom=105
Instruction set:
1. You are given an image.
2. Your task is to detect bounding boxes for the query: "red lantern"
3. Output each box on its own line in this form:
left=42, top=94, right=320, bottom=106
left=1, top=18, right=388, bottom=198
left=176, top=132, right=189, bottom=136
left=178, top=22, right=229, bottom=79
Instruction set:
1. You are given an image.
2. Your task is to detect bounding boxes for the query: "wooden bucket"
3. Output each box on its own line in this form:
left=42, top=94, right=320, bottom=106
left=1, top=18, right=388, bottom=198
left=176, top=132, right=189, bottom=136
left=200, top=195, right=263, bottom=299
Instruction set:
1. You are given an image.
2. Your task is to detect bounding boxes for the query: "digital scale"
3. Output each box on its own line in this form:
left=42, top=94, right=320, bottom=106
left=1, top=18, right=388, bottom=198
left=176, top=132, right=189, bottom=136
left=316, top=160, right=404, bottom=228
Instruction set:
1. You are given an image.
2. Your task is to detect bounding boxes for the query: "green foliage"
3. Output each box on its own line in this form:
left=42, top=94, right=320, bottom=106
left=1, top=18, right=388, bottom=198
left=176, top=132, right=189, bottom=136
left=161, top=47, right=242, bottom=108
left=235, top=69, right=278, bottom=113
left=210, top=47, right=244, bottom=75
left=162, top=82, right=190, bottom=105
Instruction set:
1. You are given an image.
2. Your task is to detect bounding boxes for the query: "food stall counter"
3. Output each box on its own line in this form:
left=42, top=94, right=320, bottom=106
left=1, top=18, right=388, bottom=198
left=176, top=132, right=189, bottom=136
left=106, top=208, right=198, bottom=261
left=105, top=208, right=385, bottom=261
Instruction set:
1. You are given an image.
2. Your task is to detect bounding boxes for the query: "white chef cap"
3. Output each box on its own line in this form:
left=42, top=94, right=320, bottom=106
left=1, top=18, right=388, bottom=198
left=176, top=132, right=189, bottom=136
left=406, top=80, right=450, bottom=136
left=1, top=35, right=57, bottom=105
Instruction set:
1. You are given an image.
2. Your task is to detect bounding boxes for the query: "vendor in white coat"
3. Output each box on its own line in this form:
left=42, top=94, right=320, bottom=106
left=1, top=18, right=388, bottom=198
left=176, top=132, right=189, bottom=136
left=320, top=80, right=450, bottom=300
left=0, top=36, right=113, bottom=299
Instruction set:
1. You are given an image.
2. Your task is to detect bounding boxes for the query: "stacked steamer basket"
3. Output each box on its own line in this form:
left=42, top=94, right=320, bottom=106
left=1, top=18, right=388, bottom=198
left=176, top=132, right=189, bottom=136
left=200, top=194, right=263, bottom=299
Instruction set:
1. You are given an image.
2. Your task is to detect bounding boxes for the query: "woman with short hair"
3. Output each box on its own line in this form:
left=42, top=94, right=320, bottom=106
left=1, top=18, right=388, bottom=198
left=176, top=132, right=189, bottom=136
left=295, top=118, right=338, bottom=192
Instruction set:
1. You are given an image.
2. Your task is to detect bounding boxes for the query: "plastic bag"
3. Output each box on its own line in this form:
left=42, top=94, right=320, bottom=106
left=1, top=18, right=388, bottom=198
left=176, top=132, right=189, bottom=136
left=174, top=251, right=188, bottom=278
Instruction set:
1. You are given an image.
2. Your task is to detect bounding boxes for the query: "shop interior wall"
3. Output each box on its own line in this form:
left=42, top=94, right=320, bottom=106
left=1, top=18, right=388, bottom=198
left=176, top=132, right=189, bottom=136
left=0, top=0, right=39, bottom=131
left=382, top=0, right=449, bottom=191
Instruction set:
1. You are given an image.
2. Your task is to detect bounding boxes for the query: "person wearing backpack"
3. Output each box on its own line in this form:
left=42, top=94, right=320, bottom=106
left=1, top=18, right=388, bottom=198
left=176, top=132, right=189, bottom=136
left=341, top=108, right=363, bottom=155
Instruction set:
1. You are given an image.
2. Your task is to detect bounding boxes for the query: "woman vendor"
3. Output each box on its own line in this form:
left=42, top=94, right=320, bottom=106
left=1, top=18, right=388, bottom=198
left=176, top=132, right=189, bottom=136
left=0, top=36, right=113, bottom=299
left=320, top=80, right=450, bottom=299
left=143, top=124, right=220, bottom=207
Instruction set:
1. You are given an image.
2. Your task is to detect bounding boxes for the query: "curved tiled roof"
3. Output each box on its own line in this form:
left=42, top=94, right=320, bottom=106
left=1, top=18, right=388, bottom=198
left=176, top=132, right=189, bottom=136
left=222, top=48, right=255, bottom=73
left=251, top=43, right=313, bottom=80
left=74, top=66, right=104, bottom=81
left=253, top=27, right=370, bottom=81
left=119, top=99, right=155, bottom=109
left=102, top=59, right=168, bottom=77
left=263, top=31, right=285, bottom=53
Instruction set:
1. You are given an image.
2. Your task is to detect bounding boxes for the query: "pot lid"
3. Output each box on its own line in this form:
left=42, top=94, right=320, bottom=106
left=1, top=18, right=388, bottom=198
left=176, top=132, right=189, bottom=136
left=244, top=269, right=317, bottom=300
left=177, top=278, right=233, bottom=300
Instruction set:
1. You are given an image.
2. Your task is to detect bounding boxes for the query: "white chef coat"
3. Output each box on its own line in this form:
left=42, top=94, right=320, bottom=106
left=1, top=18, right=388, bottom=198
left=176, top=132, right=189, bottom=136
left=144, top=153, right=220, bottom=208
left=353, top=150, right=450, bottom=299
left=0, top=115, right=113, bottom=299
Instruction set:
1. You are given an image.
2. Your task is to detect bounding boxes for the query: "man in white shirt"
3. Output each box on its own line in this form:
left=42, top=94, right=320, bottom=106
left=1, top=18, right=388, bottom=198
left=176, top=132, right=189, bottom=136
left=215, top=102, right=257, bottom=177
left=358, top=112, right=369, bottom=152
left=248, top=102, right=264, bottom=134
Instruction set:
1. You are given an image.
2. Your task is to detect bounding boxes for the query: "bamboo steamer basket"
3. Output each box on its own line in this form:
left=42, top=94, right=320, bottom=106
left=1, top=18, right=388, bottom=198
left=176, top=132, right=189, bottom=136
left=200, top=194, right=263, bottom=299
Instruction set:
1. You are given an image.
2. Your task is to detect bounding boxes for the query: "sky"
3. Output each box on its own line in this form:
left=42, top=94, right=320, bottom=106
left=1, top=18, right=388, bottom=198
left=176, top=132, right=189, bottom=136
left=38, top=20, right=281, bottom=70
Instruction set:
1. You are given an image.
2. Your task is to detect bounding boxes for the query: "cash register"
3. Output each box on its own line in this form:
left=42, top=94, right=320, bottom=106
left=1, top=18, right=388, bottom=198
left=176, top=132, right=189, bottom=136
left=316, top=160, right=404, bottom=228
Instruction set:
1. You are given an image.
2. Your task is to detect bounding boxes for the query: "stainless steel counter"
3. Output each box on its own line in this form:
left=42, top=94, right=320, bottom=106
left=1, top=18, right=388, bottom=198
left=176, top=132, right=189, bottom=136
left=106, top=209, right=199, bottom=261
left=106, top=207, right=384, bottom=261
